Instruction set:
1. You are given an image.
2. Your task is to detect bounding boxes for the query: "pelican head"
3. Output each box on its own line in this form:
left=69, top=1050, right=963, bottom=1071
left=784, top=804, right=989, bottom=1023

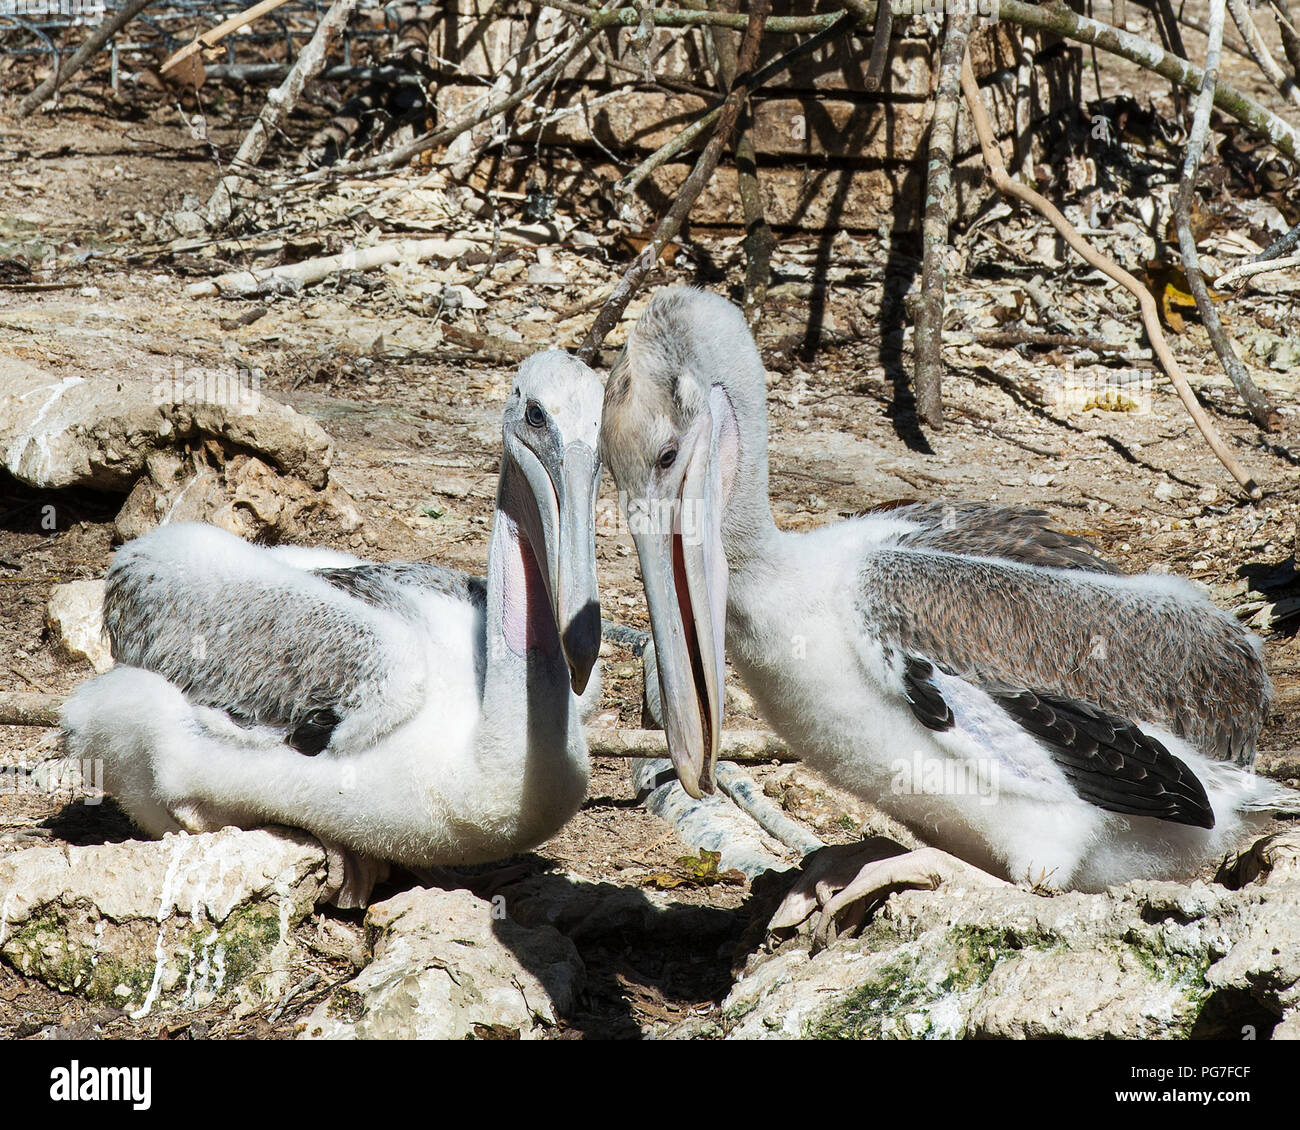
left=600, top=288, right=772, bottom=797
left=498, top=350, right=604, bottom=694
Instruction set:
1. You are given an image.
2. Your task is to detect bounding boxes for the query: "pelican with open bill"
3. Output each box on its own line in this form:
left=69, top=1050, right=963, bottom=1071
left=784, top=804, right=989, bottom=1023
left=601, top=287, right=1300, bottom=939
left=63, top=351, right=604, bottom=907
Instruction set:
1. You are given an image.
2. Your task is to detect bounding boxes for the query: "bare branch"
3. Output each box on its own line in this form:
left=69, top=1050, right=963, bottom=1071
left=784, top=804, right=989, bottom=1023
left=1215, top=253, right=1300, bottom=288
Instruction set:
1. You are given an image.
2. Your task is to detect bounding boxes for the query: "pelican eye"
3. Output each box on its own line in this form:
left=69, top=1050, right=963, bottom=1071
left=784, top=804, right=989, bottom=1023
left=525, top=400, right=547, bottom=428
left=657, top=445, right=678, bottom=470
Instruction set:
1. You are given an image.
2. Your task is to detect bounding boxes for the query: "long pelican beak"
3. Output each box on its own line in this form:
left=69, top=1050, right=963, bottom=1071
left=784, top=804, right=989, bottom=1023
left=630, top=389, right=730, bottom=797
left=552, top=439, right=602, bottom=694
left=521, top=434, right=601, bottom=696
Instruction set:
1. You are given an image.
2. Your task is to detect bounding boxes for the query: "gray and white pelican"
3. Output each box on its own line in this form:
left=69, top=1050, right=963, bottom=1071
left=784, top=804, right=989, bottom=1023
left=600, top=287, right=1300, bottom=935
left=63, top=351, right=604, bottom=907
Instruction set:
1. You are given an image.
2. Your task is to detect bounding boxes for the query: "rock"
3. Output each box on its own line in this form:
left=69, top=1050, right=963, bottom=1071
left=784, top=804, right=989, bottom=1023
left=46, top=579, right=112, bottom=672
left=300, top=887, right=584, bottom=1040
left=167, top=210, right=207, bottom=238
left=114, top=448, right=362, bottom=543
left=0, top=358, right=332, bottom=491
left=1273, top=1011, right=1300, bottom=1040
left=0, top=828, right=328, bottom=1018
left=659, top=831, right=1300, bottom=1040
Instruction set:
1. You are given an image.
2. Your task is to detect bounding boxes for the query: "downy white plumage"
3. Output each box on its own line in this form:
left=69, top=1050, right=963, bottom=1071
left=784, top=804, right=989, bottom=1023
left=63, top=351, right=604, bottom=906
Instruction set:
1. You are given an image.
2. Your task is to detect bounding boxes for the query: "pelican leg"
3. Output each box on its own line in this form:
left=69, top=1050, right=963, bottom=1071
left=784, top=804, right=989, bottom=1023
left=320, top=839, right=390, bottom=909
left=769, top=838, right=1006, bottom=949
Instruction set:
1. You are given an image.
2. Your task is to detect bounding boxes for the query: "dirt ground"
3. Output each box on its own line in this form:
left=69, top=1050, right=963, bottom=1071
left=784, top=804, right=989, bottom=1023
left=1, top=12, right=1299, bottom=1038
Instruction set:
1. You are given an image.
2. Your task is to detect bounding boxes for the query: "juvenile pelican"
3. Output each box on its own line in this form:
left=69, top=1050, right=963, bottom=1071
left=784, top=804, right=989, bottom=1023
left=63, top=351, right=604, bottom=907
left=601, top=287, right=1299, bottom=936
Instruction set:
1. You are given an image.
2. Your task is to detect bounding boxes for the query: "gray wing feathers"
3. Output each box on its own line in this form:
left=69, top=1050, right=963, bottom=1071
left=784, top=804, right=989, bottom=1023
left=104, top=536, right=426, bottom=734
left=315, top=561, right=486, bottom=612
left=860, top=549, right=1268, bottom=765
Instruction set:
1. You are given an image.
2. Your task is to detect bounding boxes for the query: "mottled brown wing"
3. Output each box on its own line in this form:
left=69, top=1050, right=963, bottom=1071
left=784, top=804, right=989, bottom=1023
left=860, top=548, right=1267, bottom=765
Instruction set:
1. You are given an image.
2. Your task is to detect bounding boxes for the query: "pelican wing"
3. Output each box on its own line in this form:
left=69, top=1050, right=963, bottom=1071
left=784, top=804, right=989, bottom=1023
left=868, top=501, right=1120, bottom=574
left=860, top=548, right=1268, bottom=768
left=313, top=561, right=485, bottom=612
left=103, top=529, right=450, bottom=750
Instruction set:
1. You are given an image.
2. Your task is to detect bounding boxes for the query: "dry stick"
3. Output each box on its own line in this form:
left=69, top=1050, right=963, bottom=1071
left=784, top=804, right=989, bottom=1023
left=914, top=5, right=973, bottom=431
left=588, top=727, right=792, bottom=762
left=1173, top=0, right=1279, bottom=431
left=18, top=0, right=156, bottom=116
left=160, top=0, right=297, bottom=83
left=187, top=236, right=478, bottom=298
left=1227, top=0, right=1300, bottom=111
left=709, top=1, right=775, bottom=328
left=996, top=0, right=1298, bottom=163
left=1255, top=218, right=1300, bottom=263
left=576, top=1, right=773, bottom=361
left=958, top=54, right=1263, bottom=499
left=542, top=0, right=832, bottom=32
left=1274, top=0, right=1300, bottom=80
left=205, top=0, right=358, bottom=229
left=1215, top=253, right=1300, bottom=288
left=863, top=0, right=894, bottom=92
left=0, top=692, right=63, bottom=727
left=615, top=13, right=848, bottom=198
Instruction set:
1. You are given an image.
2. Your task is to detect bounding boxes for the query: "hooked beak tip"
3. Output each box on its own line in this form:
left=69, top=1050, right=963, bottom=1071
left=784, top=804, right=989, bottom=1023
left=562, top=600, right=601, bottom=696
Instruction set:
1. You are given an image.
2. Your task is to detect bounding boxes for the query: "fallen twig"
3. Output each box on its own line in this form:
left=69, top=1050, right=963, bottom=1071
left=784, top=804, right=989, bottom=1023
left=440, top=324, right=533, bottom=364
left=160, top=0, right=297, bottom=86
left=1173, top=0, right=1279, bottom=431
left=186, top=236, right=478, bottom=298
left=959, top=52, right=1263, bottom=498
left=1214, top=254, right=1300, bottom=289
left=715, top=762, right=824, bottom=856
left=588, top=727, right=792, bottom=762
left=0, top=692, right=64, bottom=727
left=1253, top=218, right=1300, bottom=263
